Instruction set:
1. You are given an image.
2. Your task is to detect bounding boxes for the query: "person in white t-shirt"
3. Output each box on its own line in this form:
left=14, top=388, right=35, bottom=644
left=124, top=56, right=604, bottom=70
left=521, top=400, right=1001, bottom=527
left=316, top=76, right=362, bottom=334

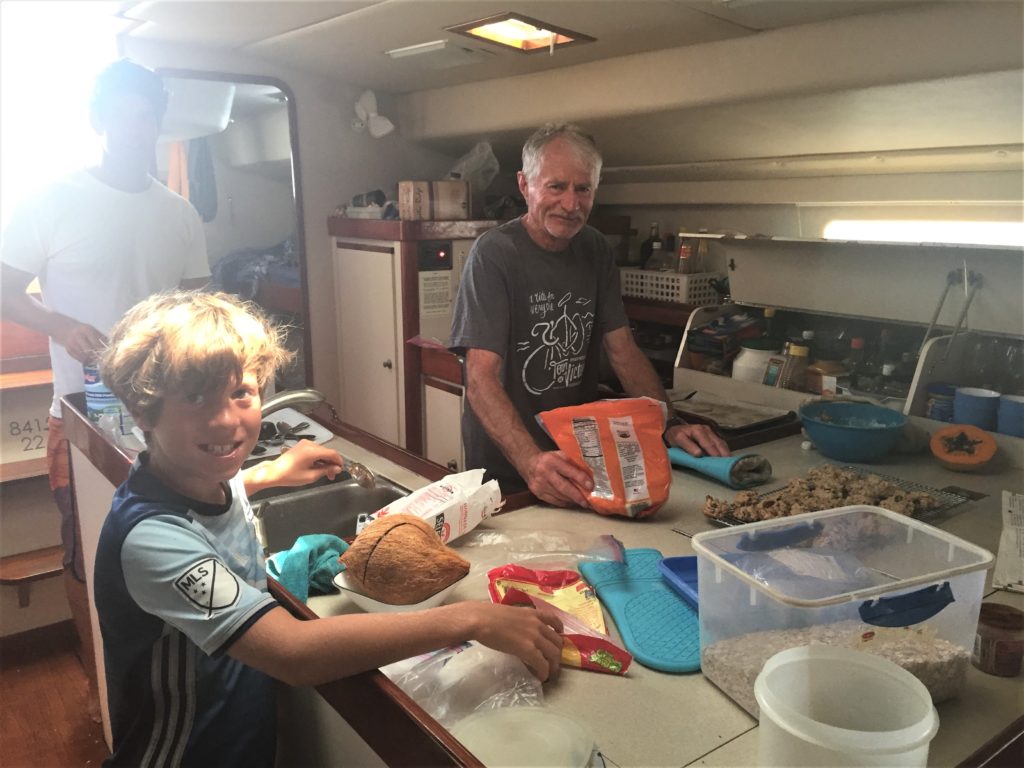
left=0, top=59, right=210, bottom=720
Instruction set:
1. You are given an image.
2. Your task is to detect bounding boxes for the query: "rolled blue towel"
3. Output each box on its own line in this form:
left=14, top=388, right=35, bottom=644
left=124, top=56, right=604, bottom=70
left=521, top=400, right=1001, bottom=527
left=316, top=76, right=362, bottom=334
left=267, top=534, right=349, bottom=603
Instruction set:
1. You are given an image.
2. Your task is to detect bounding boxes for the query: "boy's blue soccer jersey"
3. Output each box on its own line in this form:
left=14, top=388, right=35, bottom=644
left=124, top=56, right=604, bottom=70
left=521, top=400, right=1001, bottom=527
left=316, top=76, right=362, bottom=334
left=95, top=456, right=278, bottom=767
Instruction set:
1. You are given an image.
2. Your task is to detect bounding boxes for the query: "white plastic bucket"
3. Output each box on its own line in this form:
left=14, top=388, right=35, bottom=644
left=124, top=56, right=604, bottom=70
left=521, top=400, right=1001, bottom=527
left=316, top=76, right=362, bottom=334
left=754, top=646, right=938, bottom=767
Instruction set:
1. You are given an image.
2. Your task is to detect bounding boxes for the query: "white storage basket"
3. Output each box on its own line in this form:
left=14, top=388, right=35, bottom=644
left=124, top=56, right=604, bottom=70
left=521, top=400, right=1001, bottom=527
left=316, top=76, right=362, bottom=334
left=620, top=268, right=724, bottom=305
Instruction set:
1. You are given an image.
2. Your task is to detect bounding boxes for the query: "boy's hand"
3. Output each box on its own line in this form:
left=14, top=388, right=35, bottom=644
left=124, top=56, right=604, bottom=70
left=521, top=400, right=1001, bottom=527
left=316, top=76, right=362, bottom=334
left=243, top=440, right=344, bottom=495
left=469, top=602, right=564, bottom=682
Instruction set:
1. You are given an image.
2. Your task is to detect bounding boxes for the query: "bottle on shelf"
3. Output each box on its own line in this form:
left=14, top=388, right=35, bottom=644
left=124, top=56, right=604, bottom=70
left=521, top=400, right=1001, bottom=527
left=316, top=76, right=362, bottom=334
left=676, top=230, right=693, bottom=274
left=845, top=336, right=880, bottom=392
left=645, top=240, right=672, bottom=270
left=763, top=307, right=777, bottom=341
left=640, top=222, right=660, bottom=266
left=800, top=329, right=817, bottom=361
left=693, top=234, right=709, bottom=274
left=777, top=343, right=810, bottom=392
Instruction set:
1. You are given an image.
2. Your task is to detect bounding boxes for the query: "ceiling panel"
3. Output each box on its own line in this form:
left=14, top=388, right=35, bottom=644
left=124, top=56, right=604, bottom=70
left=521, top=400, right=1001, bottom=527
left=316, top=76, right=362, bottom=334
left=244, top=1, right=751, bottom=92
left=120, top=0, right=376, bottom=49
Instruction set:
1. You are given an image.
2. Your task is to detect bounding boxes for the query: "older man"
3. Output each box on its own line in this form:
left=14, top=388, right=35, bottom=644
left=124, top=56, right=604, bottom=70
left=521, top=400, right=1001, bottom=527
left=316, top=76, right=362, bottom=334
left=450, top=123, right=728, bottom=507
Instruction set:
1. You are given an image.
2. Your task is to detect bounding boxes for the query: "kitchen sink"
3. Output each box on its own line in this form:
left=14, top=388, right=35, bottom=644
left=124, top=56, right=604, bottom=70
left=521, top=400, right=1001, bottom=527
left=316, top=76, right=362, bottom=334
left=250, top=473, right=408, bottom=554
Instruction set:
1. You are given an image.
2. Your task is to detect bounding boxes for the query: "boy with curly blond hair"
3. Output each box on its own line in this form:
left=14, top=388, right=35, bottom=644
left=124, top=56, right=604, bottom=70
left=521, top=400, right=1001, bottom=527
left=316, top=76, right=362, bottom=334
left=95, top=291, right=562, bottom=766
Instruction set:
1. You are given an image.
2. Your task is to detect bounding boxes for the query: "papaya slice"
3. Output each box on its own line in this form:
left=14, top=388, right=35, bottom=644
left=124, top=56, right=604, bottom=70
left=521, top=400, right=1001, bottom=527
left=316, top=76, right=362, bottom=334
left=929, top=424, right=997, bottom=472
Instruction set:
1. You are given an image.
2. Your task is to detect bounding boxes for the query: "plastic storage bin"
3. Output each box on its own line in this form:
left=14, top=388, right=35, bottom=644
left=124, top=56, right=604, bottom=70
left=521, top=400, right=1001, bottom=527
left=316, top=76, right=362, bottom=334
left=619, top=268, right=725, bottom=305
left=691, top=505, right=993, bottom=717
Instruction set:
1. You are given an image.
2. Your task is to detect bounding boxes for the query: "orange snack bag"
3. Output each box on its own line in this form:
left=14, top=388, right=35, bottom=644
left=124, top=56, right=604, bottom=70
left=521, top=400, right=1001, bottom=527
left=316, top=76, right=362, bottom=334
left=537, top=397, right=671, bottom=518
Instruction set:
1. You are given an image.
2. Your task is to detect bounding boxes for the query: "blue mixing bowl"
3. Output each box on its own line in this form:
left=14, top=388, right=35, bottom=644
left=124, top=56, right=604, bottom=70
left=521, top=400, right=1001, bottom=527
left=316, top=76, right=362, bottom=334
left=798, top=401, right=907, bottom=463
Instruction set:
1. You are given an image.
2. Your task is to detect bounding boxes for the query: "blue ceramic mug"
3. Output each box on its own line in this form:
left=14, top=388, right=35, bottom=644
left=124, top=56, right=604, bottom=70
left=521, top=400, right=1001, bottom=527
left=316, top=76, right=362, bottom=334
left=953, top=387, right=1000, bottom=431
left=997, top=395, right=1024, bottom=437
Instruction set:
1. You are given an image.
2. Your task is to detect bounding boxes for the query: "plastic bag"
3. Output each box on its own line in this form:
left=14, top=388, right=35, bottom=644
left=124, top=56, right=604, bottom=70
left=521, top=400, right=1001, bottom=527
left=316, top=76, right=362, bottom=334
left=372, top=469, right=501, bottom=543
left=537, top=397, right=671, bottom=518
left=382, top=643, right=543, bottom=728
left=449, top=141, right=499, bottom=195
left=457, top=529, right=624, bottom=572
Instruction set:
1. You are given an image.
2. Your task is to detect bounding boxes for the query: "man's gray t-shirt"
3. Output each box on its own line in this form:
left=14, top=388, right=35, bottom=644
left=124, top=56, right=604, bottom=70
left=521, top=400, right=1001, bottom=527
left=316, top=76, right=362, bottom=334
left=449, top=218, right=628, bottom=492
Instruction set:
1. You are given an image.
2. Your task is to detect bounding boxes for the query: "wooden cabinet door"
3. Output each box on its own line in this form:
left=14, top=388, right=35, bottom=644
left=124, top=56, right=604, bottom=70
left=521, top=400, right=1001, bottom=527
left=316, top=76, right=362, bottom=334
left=334, top=245, right=401, bottom=445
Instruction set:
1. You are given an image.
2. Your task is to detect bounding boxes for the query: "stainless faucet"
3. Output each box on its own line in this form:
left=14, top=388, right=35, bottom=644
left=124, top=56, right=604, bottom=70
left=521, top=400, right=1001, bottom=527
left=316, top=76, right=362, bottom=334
left=258, top=388, right=376, bottom=488
left=260, top=388, right=327, bottom=417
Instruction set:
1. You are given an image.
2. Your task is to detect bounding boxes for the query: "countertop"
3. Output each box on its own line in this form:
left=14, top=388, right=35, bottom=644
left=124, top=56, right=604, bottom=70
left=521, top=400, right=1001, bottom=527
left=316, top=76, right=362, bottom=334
left=62, top=393, right=1023, bottom=767
left=311, top=431, right=1024, bottom=768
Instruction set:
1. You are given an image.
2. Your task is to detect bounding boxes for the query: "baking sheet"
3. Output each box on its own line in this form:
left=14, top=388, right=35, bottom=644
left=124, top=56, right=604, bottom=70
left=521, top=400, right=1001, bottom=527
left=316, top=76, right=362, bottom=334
left=707, top=464, right=972, bottom=527
left=668, top=389, right=794, bottom=431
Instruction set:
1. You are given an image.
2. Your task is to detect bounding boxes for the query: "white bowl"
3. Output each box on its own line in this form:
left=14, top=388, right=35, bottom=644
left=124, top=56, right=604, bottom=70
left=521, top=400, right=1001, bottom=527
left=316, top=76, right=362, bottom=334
left=332, top=570, right=466, bottom=612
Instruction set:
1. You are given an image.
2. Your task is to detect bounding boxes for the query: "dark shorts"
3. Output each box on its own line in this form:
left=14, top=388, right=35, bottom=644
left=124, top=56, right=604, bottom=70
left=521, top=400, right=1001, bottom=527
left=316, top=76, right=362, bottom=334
left=46, top=416, right=83, bottom=581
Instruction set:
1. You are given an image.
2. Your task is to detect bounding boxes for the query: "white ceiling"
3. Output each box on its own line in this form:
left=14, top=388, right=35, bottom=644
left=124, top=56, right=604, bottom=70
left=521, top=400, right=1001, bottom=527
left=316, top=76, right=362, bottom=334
left=117, top=1, right=1023, bottom=182
left=119, top=0, right=926, bottom=93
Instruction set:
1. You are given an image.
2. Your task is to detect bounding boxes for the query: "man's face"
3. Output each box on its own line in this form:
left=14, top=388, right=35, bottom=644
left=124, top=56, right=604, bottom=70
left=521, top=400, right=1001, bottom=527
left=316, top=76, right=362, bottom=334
left=93, top=91, right=161, bottom=168
left=517, top=137, right=597, bottom=251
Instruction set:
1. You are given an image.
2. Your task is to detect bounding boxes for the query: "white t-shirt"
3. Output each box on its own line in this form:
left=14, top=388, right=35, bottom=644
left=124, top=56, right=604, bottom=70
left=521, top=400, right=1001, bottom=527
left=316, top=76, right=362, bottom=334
left=1, top=170, right=210, bottom=416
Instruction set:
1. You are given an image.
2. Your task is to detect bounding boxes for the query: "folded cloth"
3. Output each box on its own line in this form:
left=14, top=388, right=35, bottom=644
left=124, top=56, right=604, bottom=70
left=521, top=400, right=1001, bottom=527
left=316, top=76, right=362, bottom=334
left=267, top=534, right=348, bottom=603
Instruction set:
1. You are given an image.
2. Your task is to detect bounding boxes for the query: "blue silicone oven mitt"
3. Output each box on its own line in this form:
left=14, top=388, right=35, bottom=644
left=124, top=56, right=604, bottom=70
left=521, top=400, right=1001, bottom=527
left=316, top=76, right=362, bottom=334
left=579, top=548, right=700, bottom=673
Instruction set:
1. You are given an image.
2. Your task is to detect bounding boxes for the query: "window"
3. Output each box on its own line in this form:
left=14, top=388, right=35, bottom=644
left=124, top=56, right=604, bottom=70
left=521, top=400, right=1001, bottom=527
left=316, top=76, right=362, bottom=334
left=0, top=1, right=121, bottom=230
left=823, top=219, right=1024, bottom=247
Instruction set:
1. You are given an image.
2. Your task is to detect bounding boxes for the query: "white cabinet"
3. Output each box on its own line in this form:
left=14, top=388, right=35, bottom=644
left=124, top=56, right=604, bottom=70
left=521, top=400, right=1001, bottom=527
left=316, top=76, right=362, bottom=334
left=423, top=382, right=463, bottom=472
left=333, top=242, right=404, bottom=446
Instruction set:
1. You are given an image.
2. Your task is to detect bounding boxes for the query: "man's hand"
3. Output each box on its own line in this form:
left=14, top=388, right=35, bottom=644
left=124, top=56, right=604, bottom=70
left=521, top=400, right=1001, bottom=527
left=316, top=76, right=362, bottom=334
left=522, top=449, right=594, bottom=508
left=666, top=423, right=730, bottom=458
left=52, top=317, right=107, bottom=364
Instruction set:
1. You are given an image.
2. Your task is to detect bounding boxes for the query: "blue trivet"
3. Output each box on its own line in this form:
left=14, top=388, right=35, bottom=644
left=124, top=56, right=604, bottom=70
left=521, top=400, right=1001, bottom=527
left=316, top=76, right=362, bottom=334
left=580, top=548, right=700, bottom=673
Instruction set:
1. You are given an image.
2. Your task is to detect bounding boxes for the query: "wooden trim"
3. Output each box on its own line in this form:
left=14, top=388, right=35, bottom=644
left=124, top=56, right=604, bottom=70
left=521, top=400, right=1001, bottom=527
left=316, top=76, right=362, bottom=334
left=399, top=243, right=423, bottom=455
left=61, top=393, right=134, bottom=488
left=423, top=377, right=462, bottom=397
left=335, top=240, right=394, bottom=254
left=0, top=545, right=64, bottom=607
left=256, top=278, right=302, bottom=316
left=0, top=368, right=53, bottom=390
left=0, top=457, right=49, bottom=482
left=0, top=354, right=52, bottom=374
left=623, top=297, right=696, bottom=327
left=270, top=578, right=482, bottom=767
left=958, top=714, right=1024, bottom=768
left=0, top=545, right=64, bottom=585
left=0, top=618, right=76, bottom=655
left=328, top=217, right=500, bottom=242
left=419, top=346, right=464, bottom=385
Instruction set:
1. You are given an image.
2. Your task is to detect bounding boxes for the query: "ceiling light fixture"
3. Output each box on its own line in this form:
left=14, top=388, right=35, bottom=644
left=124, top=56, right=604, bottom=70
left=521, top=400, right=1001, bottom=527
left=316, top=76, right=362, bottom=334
left=446, top=13, right=594, bottom=54
left=384, top=38, right=495, bottom=69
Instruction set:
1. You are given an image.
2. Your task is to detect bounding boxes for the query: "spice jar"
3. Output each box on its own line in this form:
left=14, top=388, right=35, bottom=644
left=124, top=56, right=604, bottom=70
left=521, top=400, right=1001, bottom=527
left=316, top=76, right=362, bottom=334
left=972, top=602, right=1024, bottom=677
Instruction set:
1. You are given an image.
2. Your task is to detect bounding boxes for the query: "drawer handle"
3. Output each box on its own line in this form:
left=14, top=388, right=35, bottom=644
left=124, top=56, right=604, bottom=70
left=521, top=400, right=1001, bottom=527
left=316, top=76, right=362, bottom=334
left=382, top=359, right=393, bottom=370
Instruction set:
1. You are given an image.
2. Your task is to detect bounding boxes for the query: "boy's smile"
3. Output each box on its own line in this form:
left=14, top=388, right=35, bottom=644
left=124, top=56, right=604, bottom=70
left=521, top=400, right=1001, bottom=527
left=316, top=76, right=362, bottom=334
left=141, top=372, right=262, bottom=504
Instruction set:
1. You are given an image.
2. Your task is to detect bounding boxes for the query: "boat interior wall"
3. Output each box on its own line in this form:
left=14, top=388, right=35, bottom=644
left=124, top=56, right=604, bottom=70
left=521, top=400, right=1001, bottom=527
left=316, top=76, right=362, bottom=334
left=122, top=38, right=457, bottom=404
left=118, top=1, right=1024, bottom=192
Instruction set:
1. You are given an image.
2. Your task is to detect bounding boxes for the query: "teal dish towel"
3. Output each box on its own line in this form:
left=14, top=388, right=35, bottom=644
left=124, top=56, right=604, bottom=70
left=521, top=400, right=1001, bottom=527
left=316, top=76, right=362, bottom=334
left=267, top=534, right=348, bottom=603
left=667, top=447, right=772, bottom=489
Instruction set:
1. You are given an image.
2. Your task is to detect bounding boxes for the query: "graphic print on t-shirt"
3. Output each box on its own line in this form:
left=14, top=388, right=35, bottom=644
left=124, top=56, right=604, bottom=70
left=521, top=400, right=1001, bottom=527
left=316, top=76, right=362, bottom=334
left=175, top=558, right=241, bottom=616
left=519, top=291, right=594, bottom=395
